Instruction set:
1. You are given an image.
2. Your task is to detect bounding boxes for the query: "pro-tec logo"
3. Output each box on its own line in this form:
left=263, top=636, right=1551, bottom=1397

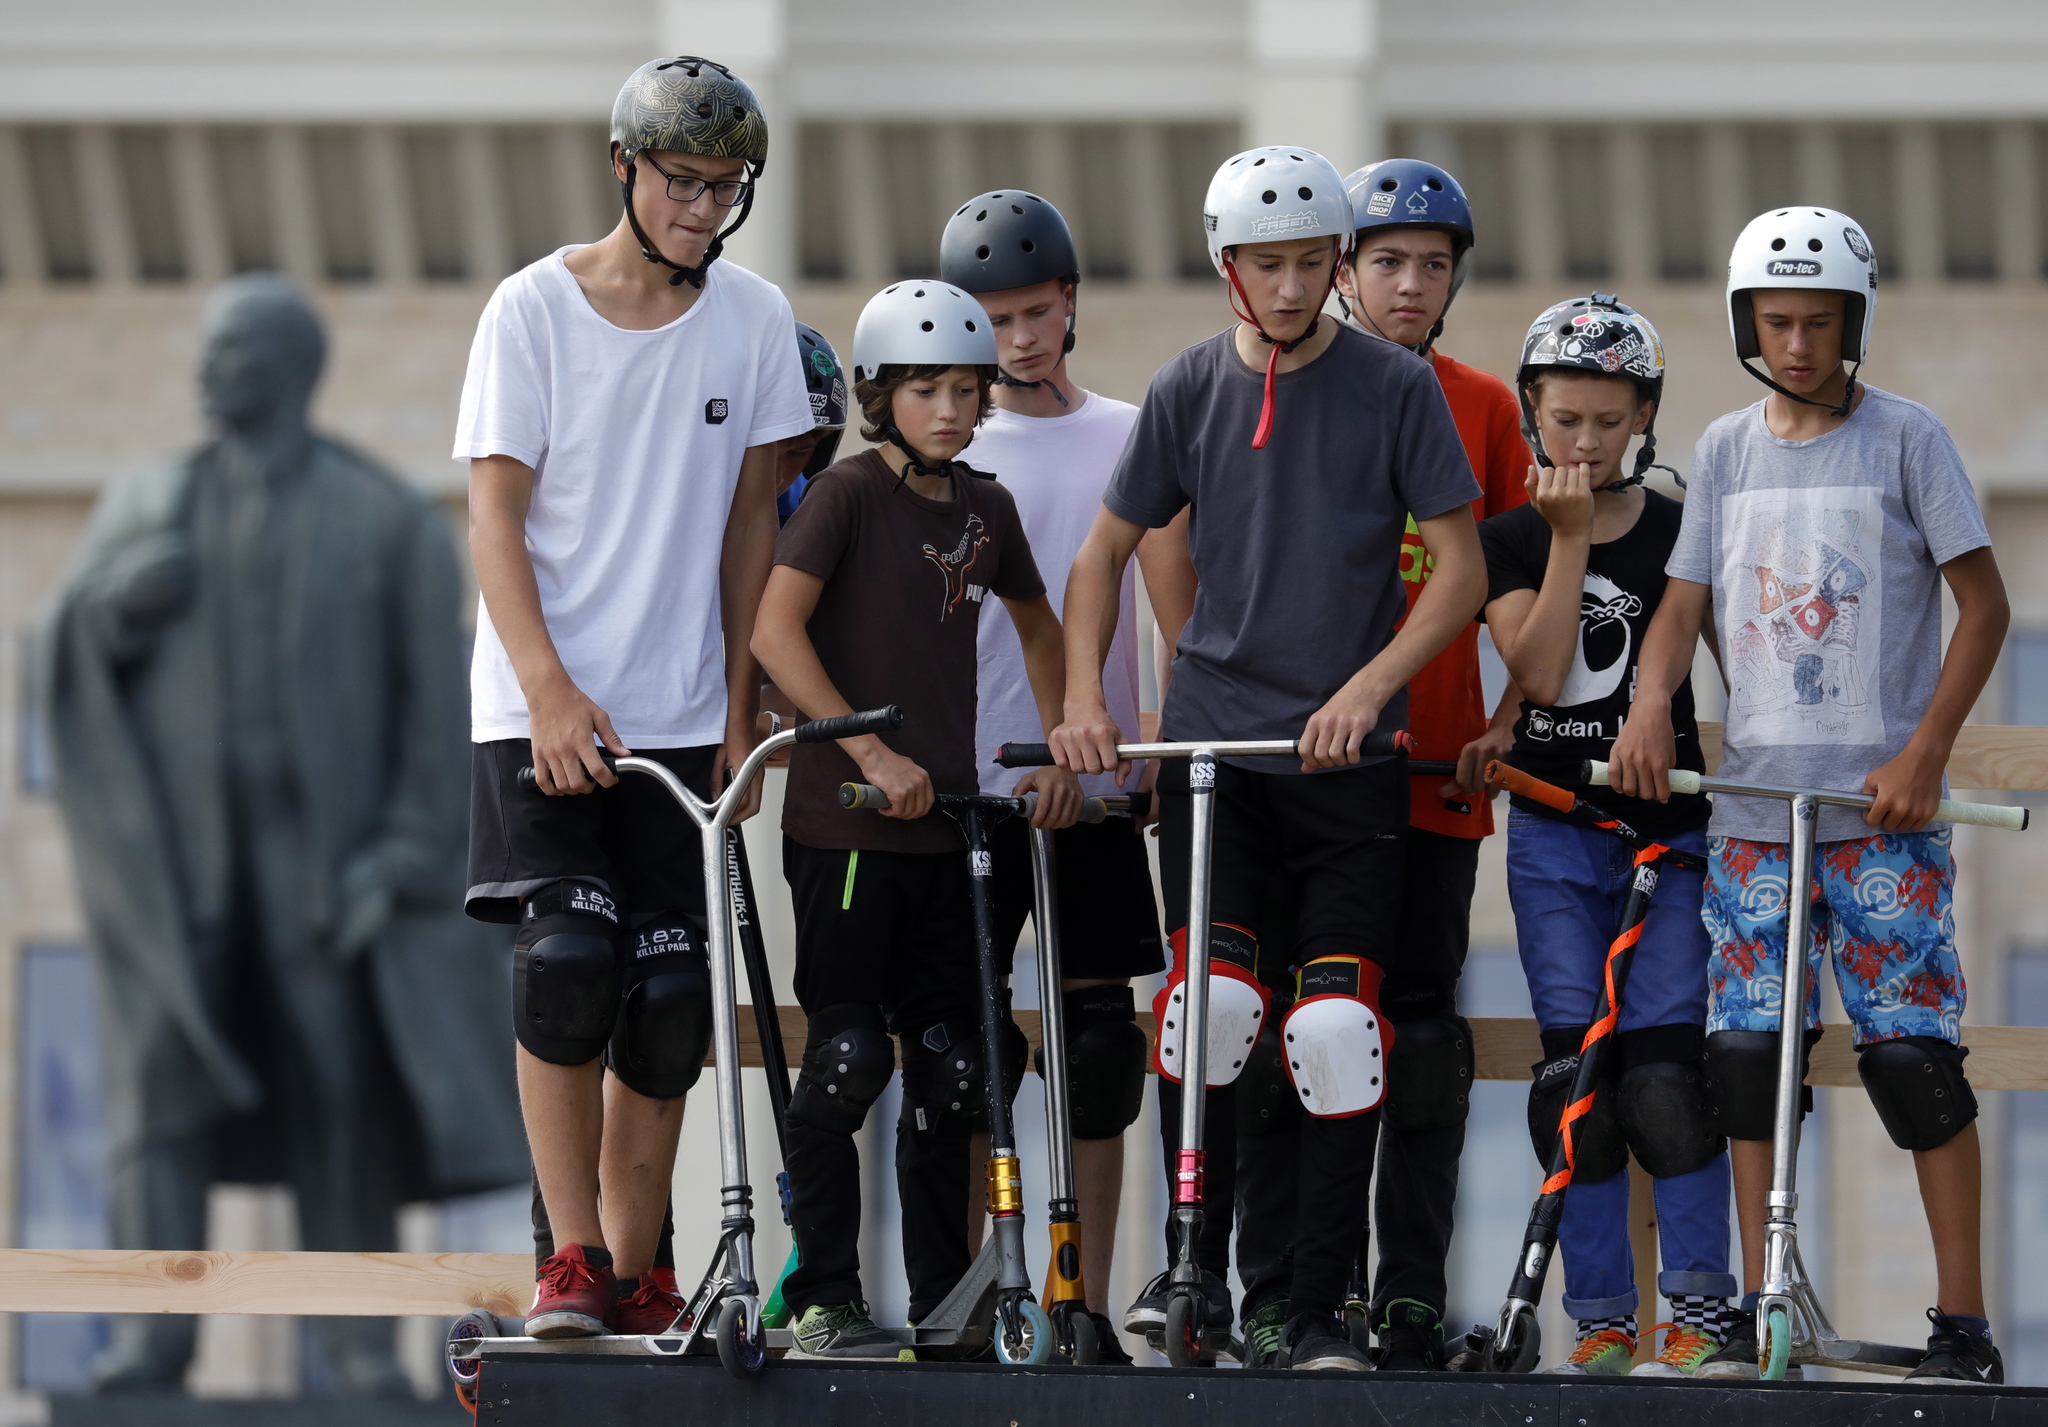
left=705, top=398, right=730, bottom=424
left=1767, top=259, right=1821, bottom=277
left=920, top=514, right=991, bottom=619
left=1249, top=209, right=1318, bottom=238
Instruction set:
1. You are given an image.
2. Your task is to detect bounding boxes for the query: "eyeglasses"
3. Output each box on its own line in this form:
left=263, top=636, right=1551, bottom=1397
left=640, top=154, right=751, bottom=208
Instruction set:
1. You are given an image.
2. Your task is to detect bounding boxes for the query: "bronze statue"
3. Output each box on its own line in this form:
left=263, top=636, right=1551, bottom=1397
left=40, top=273, right=526, bottom=1394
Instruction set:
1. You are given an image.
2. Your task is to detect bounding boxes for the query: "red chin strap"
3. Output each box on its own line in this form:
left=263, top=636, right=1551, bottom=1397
left=1223, top=250, right=1343, bottom=450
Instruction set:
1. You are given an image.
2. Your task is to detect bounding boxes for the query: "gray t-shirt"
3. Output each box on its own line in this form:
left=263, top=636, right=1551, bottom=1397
left=1668, top=386, right=1990, bottom=842
left=1105, top=324, right=1480, bottom=767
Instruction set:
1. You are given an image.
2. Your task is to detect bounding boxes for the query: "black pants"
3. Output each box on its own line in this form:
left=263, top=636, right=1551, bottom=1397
left=1152, top=758, right=1404, bottom=1320
left=779, top=839, right=979, bottom=1320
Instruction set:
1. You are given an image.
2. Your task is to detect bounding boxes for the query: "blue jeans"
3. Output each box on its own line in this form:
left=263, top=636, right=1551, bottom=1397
left=1506, top=811, right=1736, bottom=1317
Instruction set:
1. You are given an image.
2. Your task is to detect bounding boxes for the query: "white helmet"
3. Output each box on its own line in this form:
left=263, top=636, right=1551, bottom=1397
left=1727, top=207, right=1877, bottom=369
left=1202, top=146, right=1354, bottom=277
left=850, top=279, right=998, bottom=382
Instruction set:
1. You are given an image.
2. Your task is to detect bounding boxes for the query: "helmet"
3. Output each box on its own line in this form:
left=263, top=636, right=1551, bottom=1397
left=796, top=321, right=846, bottom=477
left=1202, top=146, right=1354, bottom=277
left=940, top=191, right=1080, bottom=295
left=850, top=280, right=999, bottom=383
left=1727, top=206, right=1876, bottom=414
left=1342, top=158, right=1475, bottom=355
left=1516, top=294, right=1669, bottom=484
left=609, top=56, right=769, bottom=290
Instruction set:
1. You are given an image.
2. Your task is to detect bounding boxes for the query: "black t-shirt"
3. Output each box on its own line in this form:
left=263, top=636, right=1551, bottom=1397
left=1478, top=489, right=1710, bottom=837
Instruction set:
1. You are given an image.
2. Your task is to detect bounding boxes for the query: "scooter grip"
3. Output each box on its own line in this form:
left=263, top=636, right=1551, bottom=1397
left=1018, top=792, right=1108, bottom=823
left=798, top=705, right=905, bottom=744
left=516, top=751, right=618, bottom=791
left=1485, top=761, right=1575, bottom=815
left=996, top=742, right=1054, bottom=768
left=1363, top=728, right=1416, bottom=757
left=837, top=782, right=891, bottom=810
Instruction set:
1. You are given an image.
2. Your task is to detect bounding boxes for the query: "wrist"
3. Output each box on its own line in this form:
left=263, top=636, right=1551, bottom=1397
left=519, top=662, right=575, bottom=705
left=1062, top=689, right=1110, bottom=724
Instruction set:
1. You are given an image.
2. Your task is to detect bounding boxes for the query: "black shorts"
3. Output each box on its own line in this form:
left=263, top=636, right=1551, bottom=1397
left=466, top=740, right=715, bottom=924
left=782, top=837, right=978, bottom=1034
left=988, top=815, right=1165, bottom=982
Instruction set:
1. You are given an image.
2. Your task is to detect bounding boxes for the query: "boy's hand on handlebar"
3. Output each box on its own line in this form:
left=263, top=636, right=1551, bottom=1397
left=527, top=675, right=628, bottom=795
left=1014, top=765, right=1083, bottom=830
left=1863, top=744, right=1944, bottom=833
left=719, top=716, right=763, bottom=823
left=1050, top=703, right=1129, bottom=782
left=1299, top=683, right=1382, bottom=771
left=1607, top=703, right=1674, bottom=802
left=855, top=745, right=933, bottom=821
left=1449, top=722, right=1514, bottom=799
left=1135, top=758, right=1162, bottom=834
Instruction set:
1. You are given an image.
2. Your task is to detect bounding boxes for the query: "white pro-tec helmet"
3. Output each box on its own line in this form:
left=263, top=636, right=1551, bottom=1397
left=850, top=280, right=998, bottom=383
left=1727, top=207, right=1877, bottom=413
left=1202, top=146, right=1355, bottom=277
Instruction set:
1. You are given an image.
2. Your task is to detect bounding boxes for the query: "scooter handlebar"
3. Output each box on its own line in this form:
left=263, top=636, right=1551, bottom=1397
left=1582, top=760, right=2031, bottom=833
left=838, top=782, right=1118, bottom=823
left=994, top=728, right=1414, bottom=768
left=797, top=705, right=905, bottom=744
left=516, top=751, right=616, bottom=790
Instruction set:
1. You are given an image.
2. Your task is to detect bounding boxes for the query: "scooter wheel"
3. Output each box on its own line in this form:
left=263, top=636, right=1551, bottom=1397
left=1066, top=1307, right=1099, bottom=1366
left=1343, top=1301, right=1371, bottom=1353
left=445, top=1309, right=501, bottom=1405
left=1487, top=1306, right=1541, bottom=1374
left=1163, top=1293, right=1199, bottom=1369
left=996, top=1298, right=1054, bottom=1366
left=1760, top=1306, right=1791, bottom=1381
left=716, top=1297, right=766, bottom=1378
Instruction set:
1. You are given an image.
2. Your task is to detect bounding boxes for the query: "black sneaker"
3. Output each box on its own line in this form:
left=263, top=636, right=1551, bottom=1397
left=1286, top=1311, right=1372, bottom=1372
left=1904, top=1309, right=2004, bottom=1387
left=1123, top=1269, right=1233, bottom=1349
left=1693, top=1310, right=1804, bottom=1381
left=1088, top=1311, right=1134, bottom=1366
left=790, top=1302, right=915, bottom=1361
left=1240, top=1299, right=1291, bottom=1369
left=1377, top=1297, right=1446, bottom=1373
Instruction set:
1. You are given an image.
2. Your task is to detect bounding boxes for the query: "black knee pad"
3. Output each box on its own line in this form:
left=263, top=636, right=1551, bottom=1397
left=1617, top=1062, right=1723, bottom=1178
left=1858, top=1035, right=1978, bottom=1151
left=1035, top=985, right=1148, bottom=1140
left=1385, top=1016, right=1474, bottom=1131
left=902, top=1016, right=1026, bottom=1138
left=605, top=912, right=712, bottom=1099
left=1236, top=1016, right=1299, bottom=1136
left=788, top=1004, right=895, bottom=1136
left=1702, top=1028, right=1815, bottom=1141
left=513, top=881, right=622, bottom=1065
left=1528, top=1027, right=1625, bottom=1184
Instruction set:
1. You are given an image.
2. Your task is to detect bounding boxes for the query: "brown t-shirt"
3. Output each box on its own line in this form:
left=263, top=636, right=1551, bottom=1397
left=774, top=450, right=1045, bottom=853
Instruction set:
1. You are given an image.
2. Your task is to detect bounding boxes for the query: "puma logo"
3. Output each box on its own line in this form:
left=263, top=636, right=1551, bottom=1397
left=921, top=515, right=991, bottom=619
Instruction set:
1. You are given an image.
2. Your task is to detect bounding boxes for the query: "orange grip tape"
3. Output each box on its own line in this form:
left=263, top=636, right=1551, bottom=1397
left=1484, top=761, right=1576, bottom=815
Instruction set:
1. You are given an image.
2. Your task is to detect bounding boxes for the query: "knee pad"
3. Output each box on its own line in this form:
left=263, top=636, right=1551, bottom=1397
left=1035, top=985, right=1147, bottom=1140
left=1281, top=955, right=1391, bottom=1119
left=513, top=881, right=622, bottom=1065
left=1384, top=1015, right=1474, bottom=1131
left=1617, top=1063, right=1724, bottom=1178
left=1236, top=1017, right=1300, bottom=1136
left=1153, top=923, right=1271, bottom=1088
left=1702, top=1028, right=1813, bottom=1141
left=902, top=1016, right=1026, bottom=1138
left=788, top=1004, right=895, bottom=1136
left=1858, top=1035, right=1978, bottom=1151
left=605, top=913, right=712, bottom=1099
left=1527, top=1027, right=1625, bottom=1183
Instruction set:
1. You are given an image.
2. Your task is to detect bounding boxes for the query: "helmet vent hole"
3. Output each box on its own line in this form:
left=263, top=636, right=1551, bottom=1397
left=1379, top=179, right=1397, bottom=191
left=1261, top=190, right=1277, bottom=204
left=1808, top=238, right=1823, bottom=251
left=976, top=209, right=988, bottom=221
left=920, top=321, right=934, bottom=332
left=913, top=288, right=926, bottom=297
left=1011, top=204, right=1024, bottom=214
left=1289, top=154, right=1302, bottom=161
left=1426, top=178, right=1443, bottom=190
left=1771, top=238, right=1786, bottom=251
left=976, top=244, right=990, bottom=259
left=1298, top=186, right=1312, bottom=199
left=966, top=320, right=978, bottom=330
left=696, top=103, right=712, bottom=117
left=1022, top=239, right=1036, bottom=252
left=1254, top=157, right=1266, bottom=166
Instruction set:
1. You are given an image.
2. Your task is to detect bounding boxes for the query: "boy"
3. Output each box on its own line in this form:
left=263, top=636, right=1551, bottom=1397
left=459, top=56, right=812, bottom=1338
left=940, top=191, right=1169, bottom=1362
left=1609, top=208, right=2009, bottom=1385
left=1053, top=146, right=1487, bottom=1372
left=751, top=280, right=1076, bottom=1358
left=1483, top=295, right=1736, bottom=1377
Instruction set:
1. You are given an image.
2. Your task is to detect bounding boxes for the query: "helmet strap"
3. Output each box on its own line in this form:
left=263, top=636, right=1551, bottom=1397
left=1739, top=355, right=1860, bottom=421
left=619, top=153, right=758, bottom=289
left=1224, top=246, right=1342, bottom=450
left=1519, top=388, right=1671, bottom=491
left=879, top=421, right=990, bottom=490
left=993, top=285, right=1077, bottom=405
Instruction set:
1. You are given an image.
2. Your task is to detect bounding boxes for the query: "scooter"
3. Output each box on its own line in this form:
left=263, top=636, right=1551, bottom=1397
left=1584, top=759, right=2027, bottom=1380
left=994, top=729, right=1411, bottom=1367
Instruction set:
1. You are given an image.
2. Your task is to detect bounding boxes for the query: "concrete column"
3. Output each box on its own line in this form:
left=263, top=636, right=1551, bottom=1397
left=659, top=0, right=791, bottom=286
left=169, top=125, right=229, bottom=285
left=840, top=123, right=891, bottom=287
left=0, top=126, right=47, bottom=288
left=73, top=125, right=139, bottom=286
left=454, top=125, right=513, bottom=285
left=1246, top=0, right=1380, bottom=170
left=1894, top=122, right=1942, bottom=282
left=1024, top=124, right=1078, bottom=218
left=1702, top=122, right=1749, bottom=270
left=1993, top=121, right=2039, bottom=284
left=1404, top=124, right=1457, bottom=172
left=933, top=122, right=977, bottom=222
left=1509, top=124, right=1562, bottom=286
left=1607, top=126, right=1655, bottom=285
left=1796, top=123, right=1843, bottom=211
left=263, top=125, right=323, bottom=286
left=550, top=122, right=611, bottom=249
left=359, top=125, right=419, bottom=285
left=1123, top=123, right=1177, bottom=284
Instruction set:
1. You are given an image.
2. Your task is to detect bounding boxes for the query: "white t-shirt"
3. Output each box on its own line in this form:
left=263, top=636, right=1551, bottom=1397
left=454, top=248, right=814, bottom=746
left=970, top=392, right=1146, bottom=797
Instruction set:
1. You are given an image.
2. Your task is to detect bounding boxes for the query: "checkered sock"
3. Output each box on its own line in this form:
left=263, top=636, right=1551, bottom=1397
left=1578, top=1312, right=1636, bottom=1342
left=1670, top=1294, right=1738, bottom=1339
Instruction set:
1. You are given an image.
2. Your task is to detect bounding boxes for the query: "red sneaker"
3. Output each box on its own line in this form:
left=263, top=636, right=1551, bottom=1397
left=610, top=1275, right=689, bottom=1335
left=527, top=1245, right=615, bottom=1338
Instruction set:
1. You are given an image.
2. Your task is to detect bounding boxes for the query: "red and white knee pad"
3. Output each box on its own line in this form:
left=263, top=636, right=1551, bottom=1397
left=1282, top=955, right=1392, bottom=1118
left=1152, top=923, right=1271, bottom=1088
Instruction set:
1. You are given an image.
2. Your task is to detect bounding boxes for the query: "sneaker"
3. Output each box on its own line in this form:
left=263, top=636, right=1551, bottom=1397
left=1123, top=1269, right=1233, bottom=1348
left=1630, top=1323, right=1720, bottom=1378
left=1903, top=1309, right=2004, bottom=1387
left=1693, top=1310, right=1805, bottom=1381
left=609, top=1275, right=688, bottom=1335
left=1087, top=1311, right=1134, bottom=1366
left=790, top=1301, right=915, bottom=1361
left=1286, top=1311, right=1371, bottom=1371
left=1543, top=1327, right=1635, bottom=1376
left=1377, top=1298, right=1446, bottom=1373
left=1240, top=1299, right=1291, bottom=1369
left=526, top=1245, right=615, bottom=1339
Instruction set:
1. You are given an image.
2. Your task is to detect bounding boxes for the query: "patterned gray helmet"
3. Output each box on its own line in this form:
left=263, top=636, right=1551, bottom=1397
left=611, top=56, right=768, bottom=171
left=1516, top=293, right=1671, bottom=483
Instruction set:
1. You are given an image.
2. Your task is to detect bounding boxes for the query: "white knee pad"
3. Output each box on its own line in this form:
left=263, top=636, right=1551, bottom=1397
left=1282, top=955, right=1391, bottom=1118
left=1152, top=922, right=1271, bottom=1088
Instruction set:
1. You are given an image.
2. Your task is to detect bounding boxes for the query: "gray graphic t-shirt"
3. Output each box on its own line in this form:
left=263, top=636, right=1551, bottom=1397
left=1667, top=386, right=1990, bottom=842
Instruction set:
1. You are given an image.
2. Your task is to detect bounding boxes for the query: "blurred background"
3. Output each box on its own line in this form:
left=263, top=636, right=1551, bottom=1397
left=6, top=0, right=2048, bottom=1410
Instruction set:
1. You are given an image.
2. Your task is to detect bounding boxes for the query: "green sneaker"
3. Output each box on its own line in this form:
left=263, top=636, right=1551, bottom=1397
left=1543, top=1326, right=1636, bottom=1376
left=790, top=1301, right=915, bottom=1361
left=1631, top=1324, right=1721, bottom=1377
left=1241, top=1300, right=1291, bottom=1369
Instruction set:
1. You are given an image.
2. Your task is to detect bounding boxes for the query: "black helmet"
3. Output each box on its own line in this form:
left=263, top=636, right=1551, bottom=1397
left=610, top=56, right=769, bottom=290
left=1515, top=293, right=1673, bottom=486
left=796, top=321, right=846, bottom=477
left=939, top=191, right=1080, bottom=397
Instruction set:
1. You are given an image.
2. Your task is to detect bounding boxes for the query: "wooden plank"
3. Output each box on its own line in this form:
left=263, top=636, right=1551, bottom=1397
left=1696, top=721, right=2048, bottom=790
left=0, top=1249, right=532, bottom=1317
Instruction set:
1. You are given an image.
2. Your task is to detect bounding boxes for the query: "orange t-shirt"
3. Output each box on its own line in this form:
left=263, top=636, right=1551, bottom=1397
left=1399, top=350, right=1531, bottom=837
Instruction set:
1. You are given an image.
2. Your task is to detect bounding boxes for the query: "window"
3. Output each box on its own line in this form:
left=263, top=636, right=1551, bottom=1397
left=404, top=128, right=465, bottom=282
left=1940, top=125, right=1996, bottom=281
left=114, top=127, right=186, bottom=282
left=1653, top=126, right=1707, bottom=281
left=23, top=127, right=90, bottom=281
left=309, top=127, right=373, bottom=282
